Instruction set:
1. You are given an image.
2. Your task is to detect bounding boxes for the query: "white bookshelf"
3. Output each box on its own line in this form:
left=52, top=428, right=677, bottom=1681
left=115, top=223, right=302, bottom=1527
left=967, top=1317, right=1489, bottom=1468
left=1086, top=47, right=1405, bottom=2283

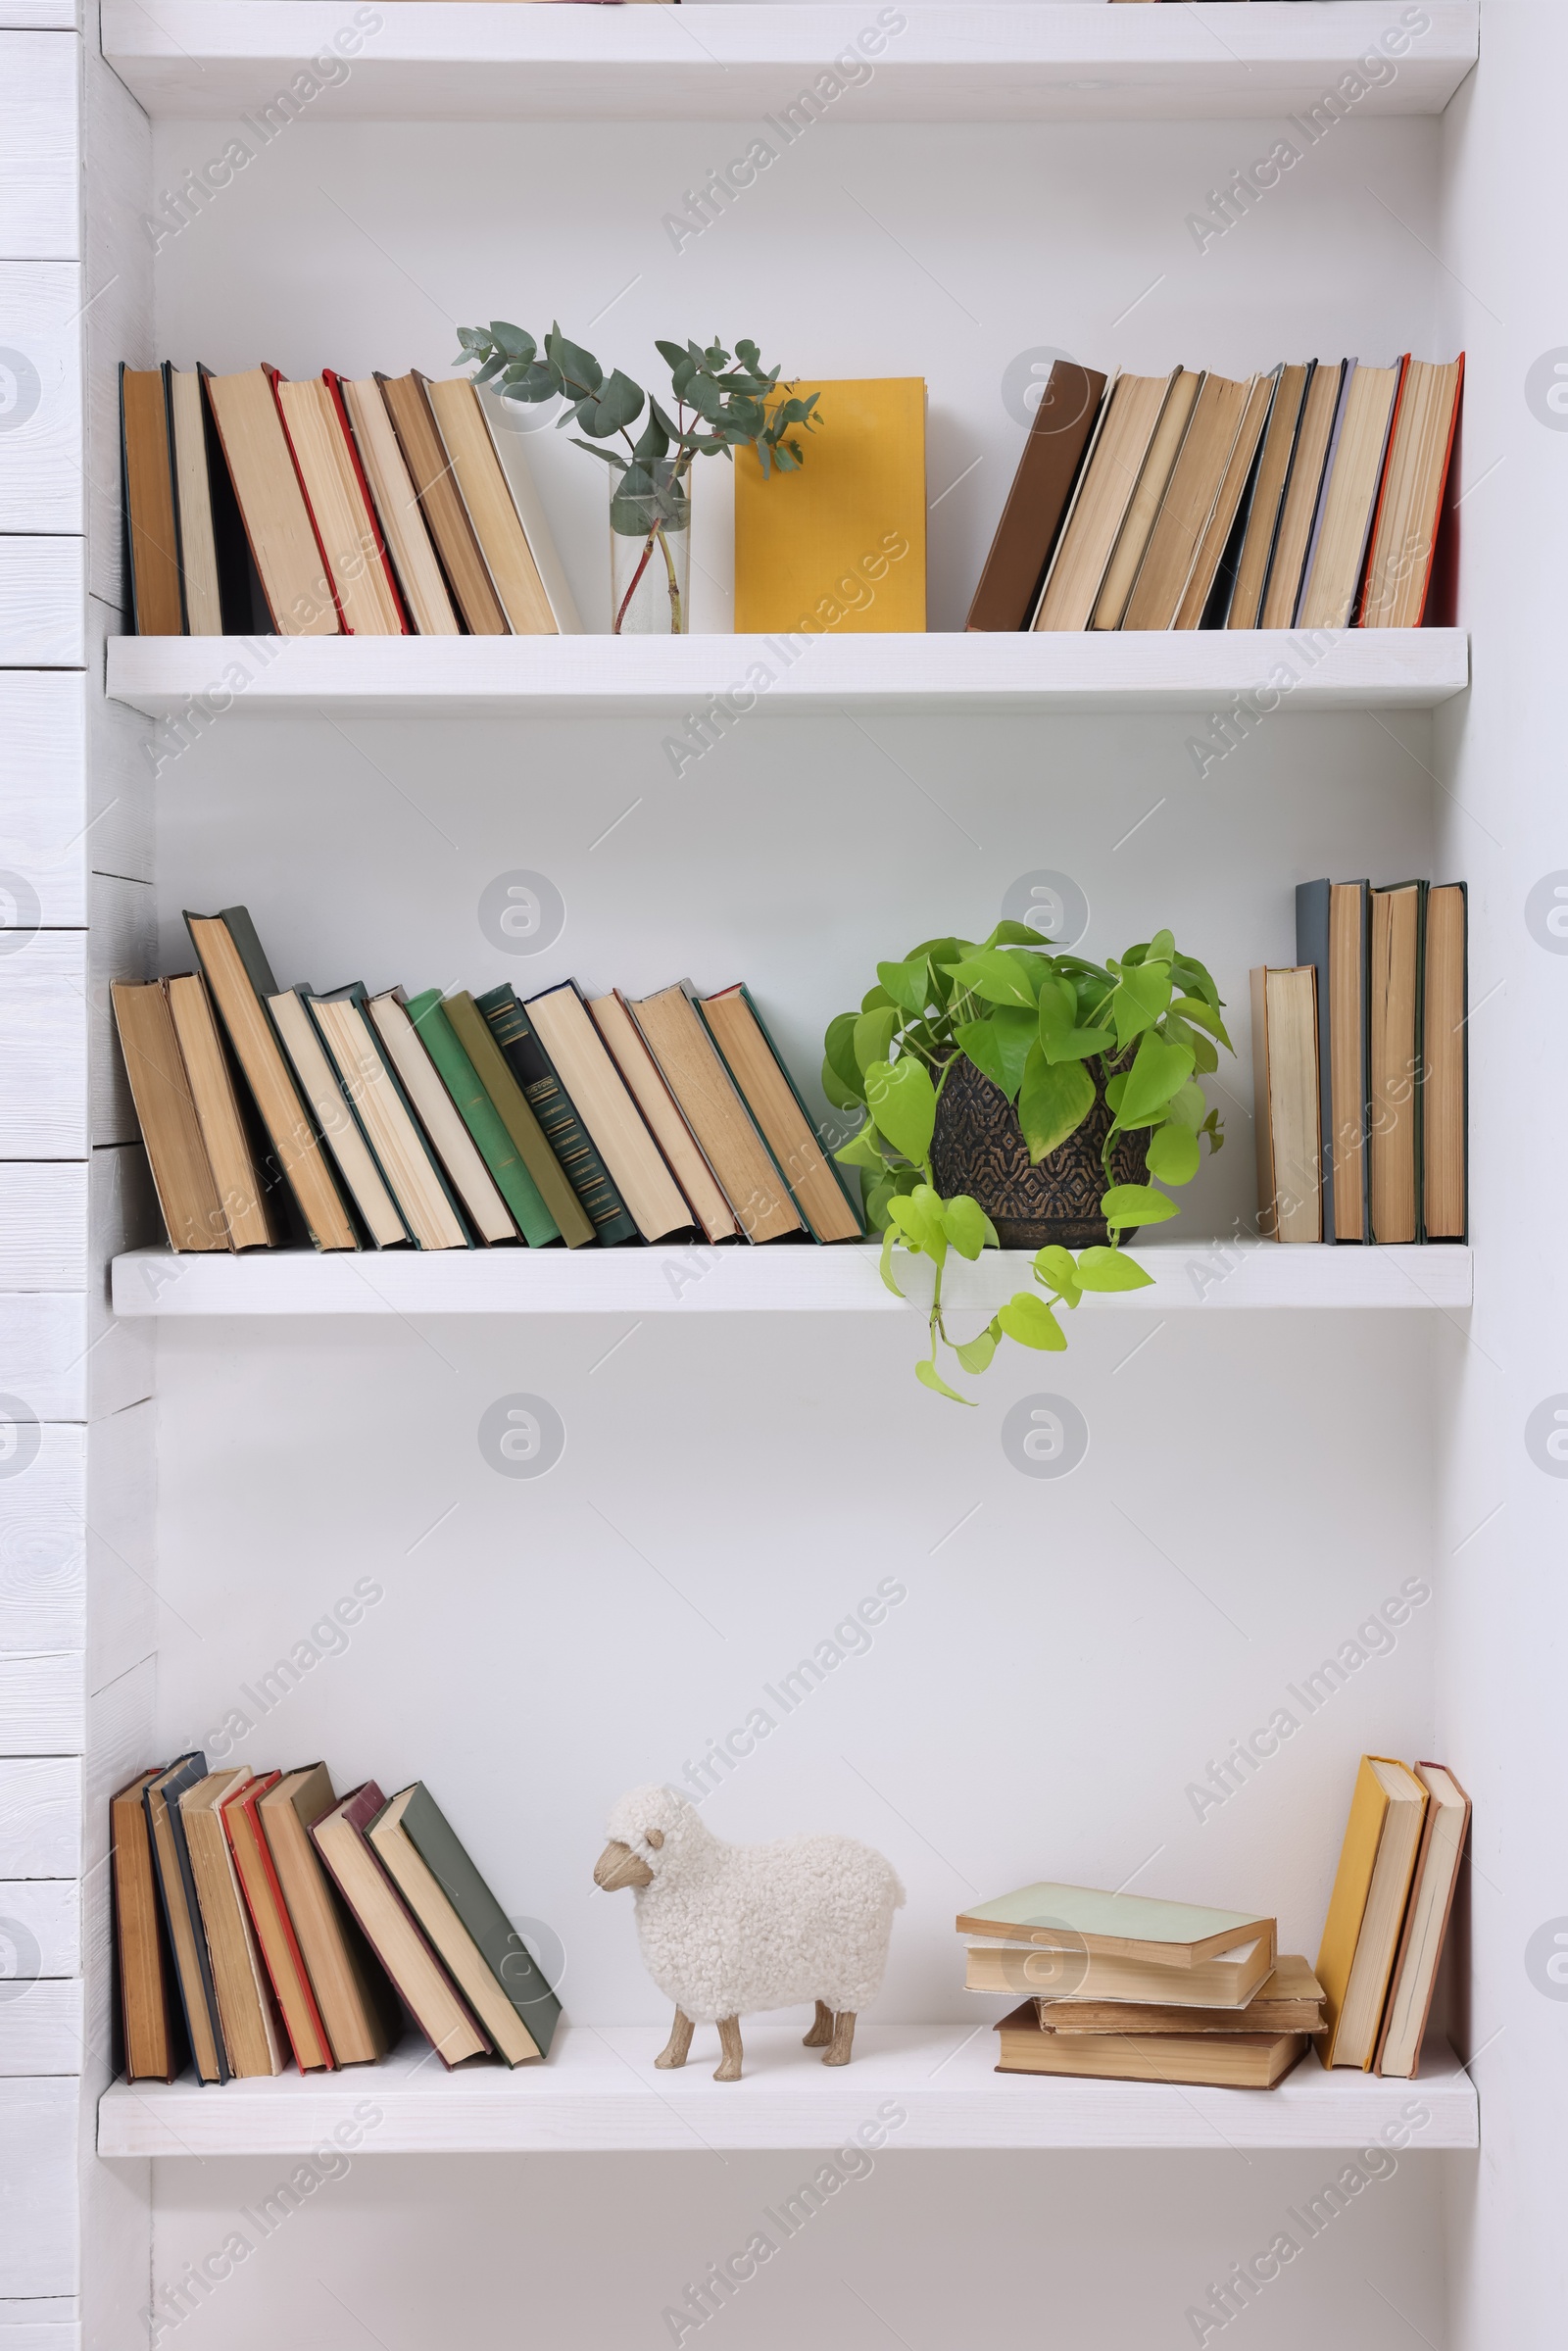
left=106, top=627, right=1471, bottom=719
left=96, top=2028, right=1479, bottom=2157
left=8, top=0, right=1554, bottom=2344
left=110, top=1241, right=1475, bottom=1316
left=100, top=2, right=1480, bottom=123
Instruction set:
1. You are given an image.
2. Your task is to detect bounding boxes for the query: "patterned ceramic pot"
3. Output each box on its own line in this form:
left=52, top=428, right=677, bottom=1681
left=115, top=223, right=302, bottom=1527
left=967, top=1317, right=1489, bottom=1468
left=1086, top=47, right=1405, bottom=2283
left=928, top=1053, right=1149, bottom=1249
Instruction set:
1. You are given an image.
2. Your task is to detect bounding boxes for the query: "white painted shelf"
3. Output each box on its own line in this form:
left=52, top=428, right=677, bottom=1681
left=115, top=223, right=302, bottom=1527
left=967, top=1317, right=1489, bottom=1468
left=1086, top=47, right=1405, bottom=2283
left=106, top=629, right=1470, bottom=721
left=96, top=2024, right=1478, bottom=2156
left=111, top=1242, right=1473, bottom=1316
left=99, top=3, right=1479, bottom=124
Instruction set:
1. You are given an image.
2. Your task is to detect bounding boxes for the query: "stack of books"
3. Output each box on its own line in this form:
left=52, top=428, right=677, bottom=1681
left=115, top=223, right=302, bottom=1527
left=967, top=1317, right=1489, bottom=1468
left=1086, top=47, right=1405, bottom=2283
left=1317, top=1757, right=1470, bottom=2079
left=1252, top=879, right=1466, bottom=1246
left=110, top=1759, right=561, bottom=2082
left=119, top=362, right=579, bottom=638
left=966, top=355, right=1464, bottom=635
left=960, top=1882, right=1319, bottom=2089
left=112, top=906, right=863, bottom=1254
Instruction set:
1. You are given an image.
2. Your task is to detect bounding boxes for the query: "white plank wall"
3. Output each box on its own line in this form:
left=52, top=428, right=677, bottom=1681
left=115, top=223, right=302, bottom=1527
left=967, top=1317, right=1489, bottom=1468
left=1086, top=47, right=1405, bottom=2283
left=0, top=2310, right=79, bottom=2351
left=0, top=32, right=80, bottom=262
left=0, top=1656, right=82, bottom=1756
left=0, top=1982, right=84, bottom=2076
left=0, top=1422, right=84, bottom=1655
left=0, top=263, right=83, bottom=532
left=0, top=1883, right=78, bottom=1978
left=0, top=2079, right=78, bottom=2295
left=0, top=1761, right=80, bottom=1878
left=0, top=673, right=87, bottom=926
left=0, top=540, right=84, bottom=666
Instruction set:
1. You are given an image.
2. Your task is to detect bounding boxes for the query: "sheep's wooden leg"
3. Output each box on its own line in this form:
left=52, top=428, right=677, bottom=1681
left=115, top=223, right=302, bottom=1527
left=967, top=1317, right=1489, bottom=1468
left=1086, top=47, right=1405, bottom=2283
left=713, top=2016, right=744, bottom=2082
left=655, top=2008, right=694, bottom=2071
left=803, top=1999, right=834, bottom=2048
left=823, top=2010, right=857, bottom=2067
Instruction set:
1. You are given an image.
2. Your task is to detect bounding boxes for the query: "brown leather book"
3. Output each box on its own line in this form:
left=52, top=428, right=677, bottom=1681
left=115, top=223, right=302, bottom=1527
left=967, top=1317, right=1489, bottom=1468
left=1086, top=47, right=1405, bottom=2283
left=1123, top=372, right=1254, bottom=631
left=376, top=371, right=510, bottom=635
left=121, top=367, right=184, bottom=635
left=111, top=1768, right=185, bottom=2082
left=258, top=1764, right=400, bottom=2066
left=965, top=363, right=1106, bottom=630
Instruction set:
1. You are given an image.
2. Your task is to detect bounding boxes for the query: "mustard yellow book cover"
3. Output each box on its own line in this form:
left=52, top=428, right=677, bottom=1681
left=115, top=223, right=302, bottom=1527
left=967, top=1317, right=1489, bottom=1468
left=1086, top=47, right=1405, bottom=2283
left=1315, top=1754, right=1395, bottom=2064
left=733, top=378, right=926, bottom=634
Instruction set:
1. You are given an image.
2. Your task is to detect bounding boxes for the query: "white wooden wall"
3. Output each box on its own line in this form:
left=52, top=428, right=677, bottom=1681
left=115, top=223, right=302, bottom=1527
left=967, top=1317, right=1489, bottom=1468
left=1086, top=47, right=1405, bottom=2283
left=0, top=3, right=157, bottom=2340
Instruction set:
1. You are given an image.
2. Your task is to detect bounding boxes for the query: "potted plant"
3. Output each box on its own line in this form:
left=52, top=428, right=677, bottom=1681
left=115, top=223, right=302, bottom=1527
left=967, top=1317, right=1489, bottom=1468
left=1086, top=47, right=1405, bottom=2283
left=454, top=323, right=818, bottom=634
left=822, top=919, right=1232, bottom=1400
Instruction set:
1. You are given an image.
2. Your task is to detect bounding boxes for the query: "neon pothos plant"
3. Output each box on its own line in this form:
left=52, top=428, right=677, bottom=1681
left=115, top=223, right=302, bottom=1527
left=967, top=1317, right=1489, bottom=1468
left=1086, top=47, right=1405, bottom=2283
left=453, top=322, right=819, bottom=633
left=822, top=922, right=1233, bottom=1402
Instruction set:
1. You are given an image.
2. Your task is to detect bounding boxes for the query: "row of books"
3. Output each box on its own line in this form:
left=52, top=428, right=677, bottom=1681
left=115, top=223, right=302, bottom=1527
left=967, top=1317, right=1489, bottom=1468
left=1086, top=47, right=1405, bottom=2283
left=963, top=1757, right=1468, bottom=2090
left=113, top=908, right=862, bottom=1254
left=121, top=362, right=579, bottom=639
left=112, top=1758, right=561, bottom=2083
left=967, top=355, right=1464, bottom=636
left=1253, top=878, right=1466, bottom=1248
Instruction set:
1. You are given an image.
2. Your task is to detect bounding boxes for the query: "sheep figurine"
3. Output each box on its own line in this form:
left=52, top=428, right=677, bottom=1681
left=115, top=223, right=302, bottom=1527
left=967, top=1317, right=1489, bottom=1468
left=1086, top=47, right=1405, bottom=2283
left=593, top=1785, right=905, bottom=2081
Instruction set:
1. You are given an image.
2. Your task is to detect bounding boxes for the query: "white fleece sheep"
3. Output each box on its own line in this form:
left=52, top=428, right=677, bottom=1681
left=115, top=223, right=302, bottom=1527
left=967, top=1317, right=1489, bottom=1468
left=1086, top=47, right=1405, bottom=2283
left=595, top=1785, right=905, bottom=2079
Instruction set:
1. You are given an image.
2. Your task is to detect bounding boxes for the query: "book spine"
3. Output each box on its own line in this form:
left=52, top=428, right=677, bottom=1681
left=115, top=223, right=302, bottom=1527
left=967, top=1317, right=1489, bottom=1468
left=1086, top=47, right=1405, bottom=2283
left=321, top=368, right=411, bottom=634
left=408, top=997, right=557, bottom=1246
left=262, top=363, right=347, bottom=633
left=481, top=996, right=639, bottom=1246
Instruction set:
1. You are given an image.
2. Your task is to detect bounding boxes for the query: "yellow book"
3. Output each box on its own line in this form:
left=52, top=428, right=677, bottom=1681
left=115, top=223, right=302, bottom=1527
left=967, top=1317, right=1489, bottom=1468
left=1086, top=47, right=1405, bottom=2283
left=733, top=377, right=926, bottom=634
left=1315, top=1755, right=1429, bottom=2068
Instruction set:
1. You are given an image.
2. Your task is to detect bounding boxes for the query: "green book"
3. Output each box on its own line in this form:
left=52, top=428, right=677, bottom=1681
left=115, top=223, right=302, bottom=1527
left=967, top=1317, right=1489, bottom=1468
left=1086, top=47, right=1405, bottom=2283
left=380, top=1783, right=562, bottom=2060
left=956, top=1882, right=1273, bottom=1964
left=405, top=989, right=560, bottom=1248
left=442, top=991, right=594, bottom=1249
left=475, top=982, right=639, bottom=1248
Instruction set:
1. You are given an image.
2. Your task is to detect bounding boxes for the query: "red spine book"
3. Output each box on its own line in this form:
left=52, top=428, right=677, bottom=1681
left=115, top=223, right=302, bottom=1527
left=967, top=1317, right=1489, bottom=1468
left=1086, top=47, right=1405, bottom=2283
left=263, top=361, right=348, bottom=632
left=221, top=1773, right=337, bottom=2072
left=321, top=368, right=411, bottom=634
left=1357, top=353, right=1465, bottom=628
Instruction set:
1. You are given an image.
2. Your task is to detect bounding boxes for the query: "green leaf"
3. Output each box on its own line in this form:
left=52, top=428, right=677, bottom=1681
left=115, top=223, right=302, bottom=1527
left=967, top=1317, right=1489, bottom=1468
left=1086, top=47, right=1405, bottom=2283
left=1146, top=1123, right=1200, bottom=1185
left=860, top=984, right=894, bottom=1013
left=1100, top=1183, right=1180, bottom=1232
left=942, top=948, right=1039, bottom=1009
left=1074, top=1246, right=1155, bottom=1292
left=954, top=1324, right=999, bottom=1375
left=865, top=1059, right=938, bottom=1167
left=1111, top=958, right=1173, bottom=1049
left=1115, top=1032, right=1195, bottom=1129
left=916, top=1357, right=977, bottom=1405
left=876, top=955, right=933, bottom=1015
left=1044, top=1027, right=1112, bottom=1065
left=853, top=1007, right=898, bottom=1075
left=834, top=1122, right=888, bottom=1171
left=1166, top=1080, right=1206, bottom=1131
left=545, top=325, right=604, bottom=401
left=941, top=1194, right=998, bottom=1261
left=956, top=1006, right=1036, bottom=1102
left=1146, top=928, right=1176, bottom=963
left=889, top=1184, right=948, bottom=1265
left=1035, top=976, right=1077, bottom=1047
left=1018, top=1046, right=1096, bottom=1164
left=823, top=1012, right=865, bottom=1106
left=878, top=1225, right=905, bottom=1297
left=997, top=1293, right=1067, bottom=1351
left=1032, top=1244, right=1081, bottom=1307
left=1169, top=997, right=1234, bottom=1053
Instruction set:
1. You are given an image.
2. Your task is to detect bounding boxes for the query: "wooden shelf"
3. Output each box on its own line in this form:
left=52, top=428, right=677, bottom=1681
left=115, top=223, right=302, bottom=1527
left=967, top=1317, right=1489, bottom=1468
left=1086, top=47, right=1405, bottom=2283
left=96, top=2025, right=1478, bottom=2156
left=99, top=3, right=1479, bottom=124
left=111, top=1242, right=1473, bottom=1317
left=106, top=630, right=1470, bottom=722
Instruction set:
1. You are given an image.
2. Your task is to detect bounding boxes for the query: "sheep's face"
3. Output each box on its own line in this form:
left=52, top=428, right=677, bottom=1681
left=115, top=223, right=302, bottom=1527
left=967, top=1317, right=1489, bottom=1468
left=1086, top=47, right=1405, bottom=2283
left=594, top=1837, right=655, bottom=1892
left=597, top=1783, right=694, bottom=1892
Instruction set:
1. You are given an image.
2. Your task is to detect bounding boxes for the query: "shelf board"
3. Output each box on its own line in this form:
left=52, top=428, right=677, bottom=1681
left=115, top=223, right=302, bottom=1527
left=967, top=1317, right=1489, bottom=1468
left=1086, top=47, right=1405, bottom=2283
left=96, top=2024, right=1478, bottom=2156
left=111, top=1243, right=1473, bottom=1317
left=99, top=3, right=1478, bottom=123
left=107, top=630, right=1469, bottom=722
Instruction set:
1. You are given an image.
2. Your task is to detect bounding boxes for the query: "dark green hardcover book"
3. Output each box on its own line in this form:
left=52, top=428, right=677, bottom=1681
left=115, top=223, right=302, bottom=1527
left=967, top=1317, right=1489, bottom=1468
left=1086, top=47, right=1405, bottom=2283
left=406, top=989, right=560, bottom=1247
left=443, top=992, right=594, bottom=1249
left=142, top=1751, right=230, bottom=2084
left=1295, top=880, right=1336, bottom=1245
left=396, top=1784, right=561, bottom=2058
left=475, top=982, right=638, bottom=1247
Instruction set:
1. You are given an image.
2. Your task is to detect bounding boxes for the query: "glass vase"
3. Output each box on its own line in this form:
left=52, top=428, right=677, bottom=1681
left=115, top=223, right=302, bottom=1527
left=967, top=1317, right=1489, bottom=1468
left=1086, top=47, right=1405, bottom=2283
left=610, top=462, right=691, bottom=635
